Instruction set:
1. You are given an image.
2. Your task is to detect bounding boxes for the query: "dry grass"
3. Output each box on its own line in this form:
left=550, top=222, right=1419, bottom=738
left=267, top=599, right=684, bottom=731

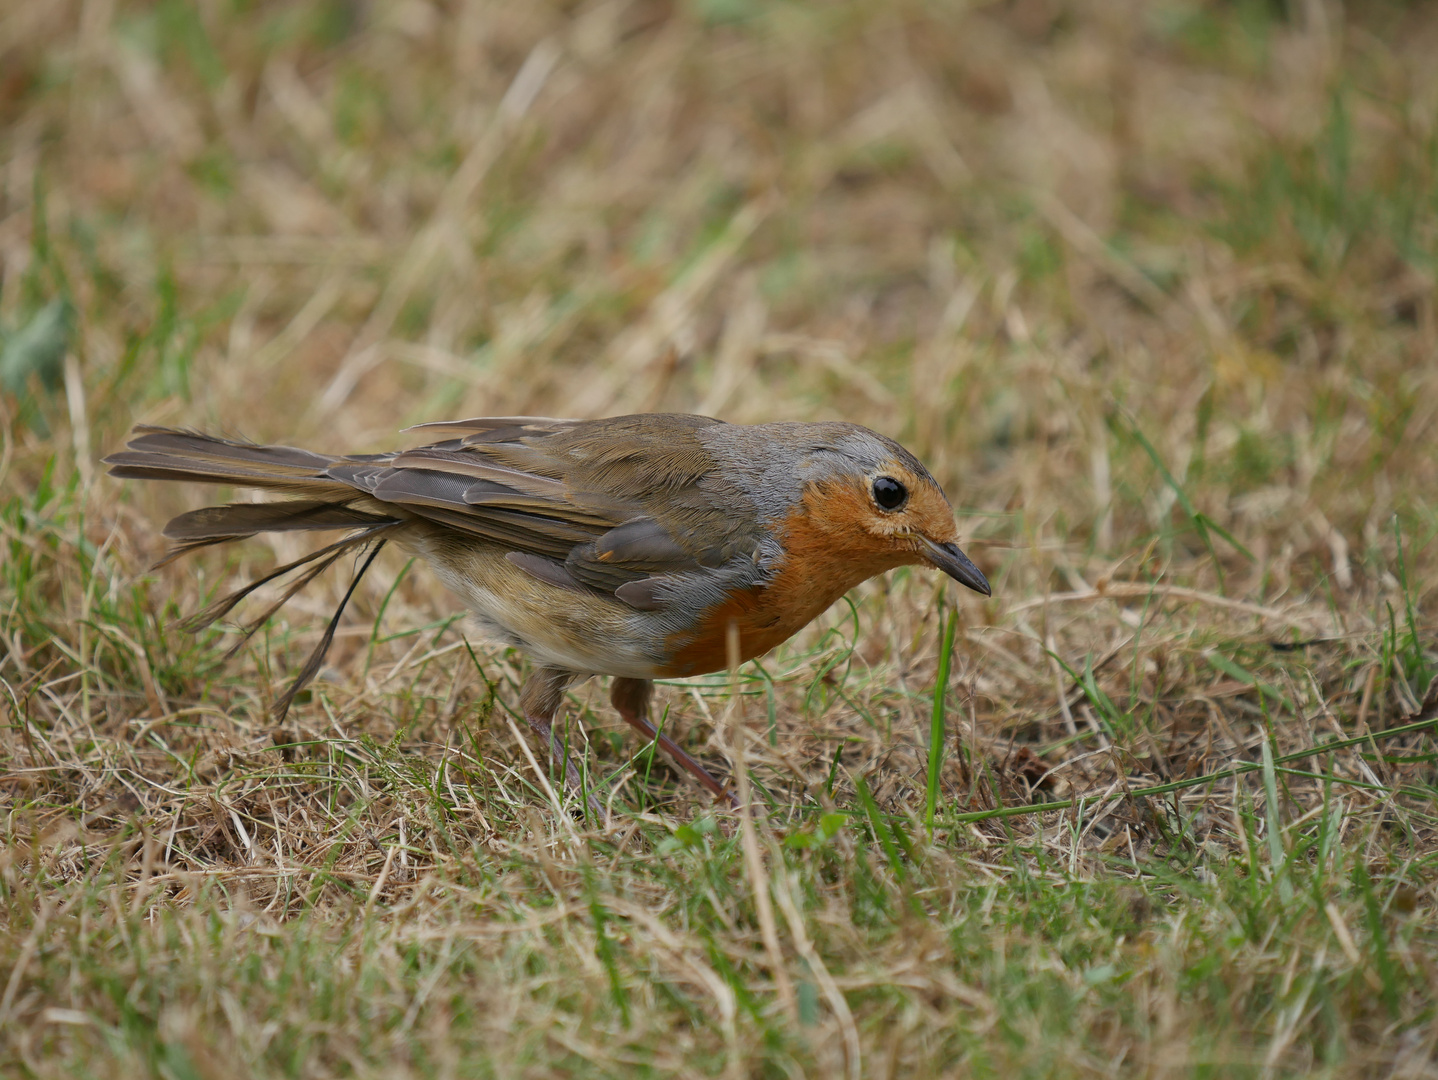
left=3, top=1, right=1438, bottom=1076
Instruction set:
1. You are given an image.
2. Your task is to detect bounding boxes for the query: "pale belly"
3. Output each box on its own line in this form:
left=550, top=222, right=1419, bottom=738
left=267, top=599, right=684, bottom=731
left=400, top=531, right=669, bottom=679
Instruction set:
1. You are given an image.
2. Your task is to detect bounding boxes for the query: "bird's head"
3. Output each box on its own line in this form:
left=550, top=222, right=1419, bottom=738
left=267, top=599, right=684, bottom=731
left=781, top=425, right=991, bottom=597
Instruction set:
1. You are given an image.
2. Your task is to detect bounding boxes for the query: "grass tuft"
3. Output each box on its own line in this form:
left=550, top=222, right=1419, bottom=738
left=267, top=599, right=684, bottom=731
left=3, top=1, right=1437, bottom=1075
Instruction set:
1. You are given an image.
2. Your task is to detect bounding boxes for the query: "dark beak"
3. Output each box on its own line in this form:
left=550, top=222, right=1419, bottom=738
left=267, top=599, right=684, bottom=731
left=920, top=538, right=991, bottom=596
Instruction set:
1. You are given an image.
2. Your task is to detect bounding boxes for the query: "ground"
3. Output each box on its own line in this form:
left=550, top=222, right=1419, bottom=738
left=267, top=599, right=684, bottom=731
left=2, top=1, right=1437, bottom=1077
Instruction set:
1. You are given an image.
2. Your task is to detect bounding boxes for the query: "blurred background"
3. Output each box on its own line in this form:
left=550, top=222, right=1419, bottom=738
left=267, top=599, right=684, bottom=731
left=2, top=0, right=1434, bottom=593
left=4, top=2, right=1438, bottom=1074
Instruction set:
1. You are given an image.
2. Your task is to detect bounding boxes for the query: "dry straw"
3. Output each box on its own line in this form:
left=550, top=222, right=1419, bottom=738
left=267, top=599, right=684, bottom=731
left=2, top=0, right=1437, bottom=1075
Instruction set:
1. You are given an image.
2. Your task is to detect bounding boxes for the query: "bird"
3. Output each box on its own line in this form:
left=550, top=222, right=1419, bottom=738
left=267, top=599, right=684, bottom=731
left=105, top=413, right=991, bottom=806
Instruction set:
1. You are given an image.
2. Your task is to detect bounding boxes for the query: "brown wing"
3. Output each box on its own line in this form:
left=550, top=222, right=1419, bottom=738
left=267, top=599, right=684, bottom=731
left=331, top=413, right=762, bottom=606
left=106, top=414, right=762, bottom=610
left=401, top=416, right=585, bottom=445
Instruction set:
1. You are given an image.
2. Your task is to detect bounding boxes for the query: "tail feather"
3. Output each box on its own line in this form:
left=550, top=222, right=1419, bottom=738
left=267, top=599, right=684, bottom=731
left=104, top=427, right=349, bottom=494
left=106, top=459, right=305, bottom=487
left=122, top=427, right=338, bottom=475
left=162, top=500, right=395, bottom=542
left=106, top=426, right=409, bottom=722
left=151, top=534, right=248, bottom=571
left=221, top=547, right=354, bottom=656
left=270, top=538, right=392, bottom=724
left=175, top=522, right=400, bottom=635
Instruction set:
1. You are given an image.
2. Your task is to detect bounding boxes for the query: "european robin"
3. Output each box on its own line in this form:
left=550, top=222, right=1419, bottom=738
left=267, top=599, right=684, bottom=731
left=106, top=413, right=991, bottom=804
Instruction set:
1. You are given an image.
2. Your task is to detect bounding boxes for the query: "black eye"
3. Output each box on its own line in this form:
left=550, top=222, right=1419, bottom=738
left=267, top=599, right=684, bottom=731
left=872, top=476, right=908, bottom=511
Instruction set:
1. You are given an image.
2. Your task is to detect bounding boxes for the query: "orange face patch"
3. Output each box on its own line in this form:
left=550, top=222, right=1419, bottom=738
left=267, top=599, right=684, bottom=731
left=842, top=463, right=959, bottom=547
left=660, top=473, right=956, bottom=676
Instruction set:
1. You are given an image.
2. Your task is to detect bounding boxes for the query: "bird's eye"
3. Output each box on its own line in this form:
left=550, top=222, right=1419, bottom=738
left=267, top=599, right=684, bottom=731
left=871, top=476, right=908, bottom=511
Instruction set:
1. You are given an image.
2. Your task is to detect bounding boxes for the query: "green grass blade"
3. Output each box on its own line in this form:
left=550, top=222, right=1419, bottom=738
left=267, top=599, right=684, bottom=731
left=925, top=610, right=957, bottom=835
left=1353, top=860, right=1401, bottom=1017
left=1260, top=738, right=1293, bottom=903
left=855, top=773, right=906, bottom=882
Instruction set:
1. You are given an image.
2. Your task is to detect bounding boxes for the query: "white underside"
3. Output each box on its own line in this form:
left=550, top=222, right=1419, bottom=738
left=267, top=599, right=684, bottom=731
left=413, top=541, right=665, bottom=679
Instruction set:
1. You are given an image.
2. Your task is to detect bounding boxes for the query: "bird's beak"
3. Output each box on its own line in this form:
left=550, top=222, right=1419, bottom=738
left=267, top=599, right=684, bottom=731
left=920, top=537, right=991, bottom=596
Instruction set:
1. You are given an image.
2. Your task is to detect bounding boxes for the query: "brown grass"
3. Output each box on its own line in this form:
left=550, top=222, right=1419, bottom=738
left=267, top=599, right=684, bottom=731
left=2, top=1, right=1437, bottom=1076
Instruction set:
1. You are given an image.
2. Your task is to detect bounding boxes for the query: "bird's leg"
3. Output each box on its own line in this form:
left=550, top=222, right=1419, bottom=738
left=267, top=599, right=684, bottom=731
left=519, top=667, right=603, bottom=818
left=610, top=677, right=738, bottom=808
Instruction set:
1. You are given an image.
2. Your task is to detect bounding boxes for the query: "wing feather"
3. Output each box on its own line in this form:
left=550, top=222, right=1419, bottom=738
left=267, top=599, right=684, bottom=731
left=367, top=414, right=756, bottom=608
left=387, top=449, right=570, bottom=498
left=114, top=414, right=761, bottom=613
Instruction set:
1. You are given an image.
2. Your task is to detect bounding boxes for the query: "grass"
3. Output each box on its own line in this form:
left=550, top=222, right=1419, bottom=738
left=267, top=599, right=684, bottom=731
left=2, top=0, right=1438, bottom=1075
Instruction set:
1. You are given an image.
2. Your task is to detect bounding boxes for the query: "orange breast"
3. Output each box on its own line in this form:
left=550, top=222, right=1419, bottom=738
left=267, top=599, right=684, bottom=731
left=658, top=479, right=911, bottom=677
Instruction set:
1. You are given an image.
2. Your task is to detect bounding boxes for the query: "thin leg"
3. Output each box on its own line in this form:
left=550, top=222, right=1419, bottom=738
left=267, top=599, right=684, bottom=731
left=519, top=667, right=604, bottom=819
left=611, top=677, right=738, bottom=808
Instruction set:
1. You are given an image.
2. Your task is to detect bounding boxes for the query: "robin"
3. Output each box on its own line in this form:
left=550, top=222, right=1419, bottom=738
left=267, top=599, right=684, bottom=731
left=105, top=413, right=991, bottom=805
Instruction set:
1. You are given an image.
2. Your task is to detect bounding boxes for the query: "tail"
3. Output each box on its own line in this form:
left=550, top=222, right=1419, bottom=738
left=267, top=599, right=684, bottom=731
left=105, top=427, right=405, bottom=722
